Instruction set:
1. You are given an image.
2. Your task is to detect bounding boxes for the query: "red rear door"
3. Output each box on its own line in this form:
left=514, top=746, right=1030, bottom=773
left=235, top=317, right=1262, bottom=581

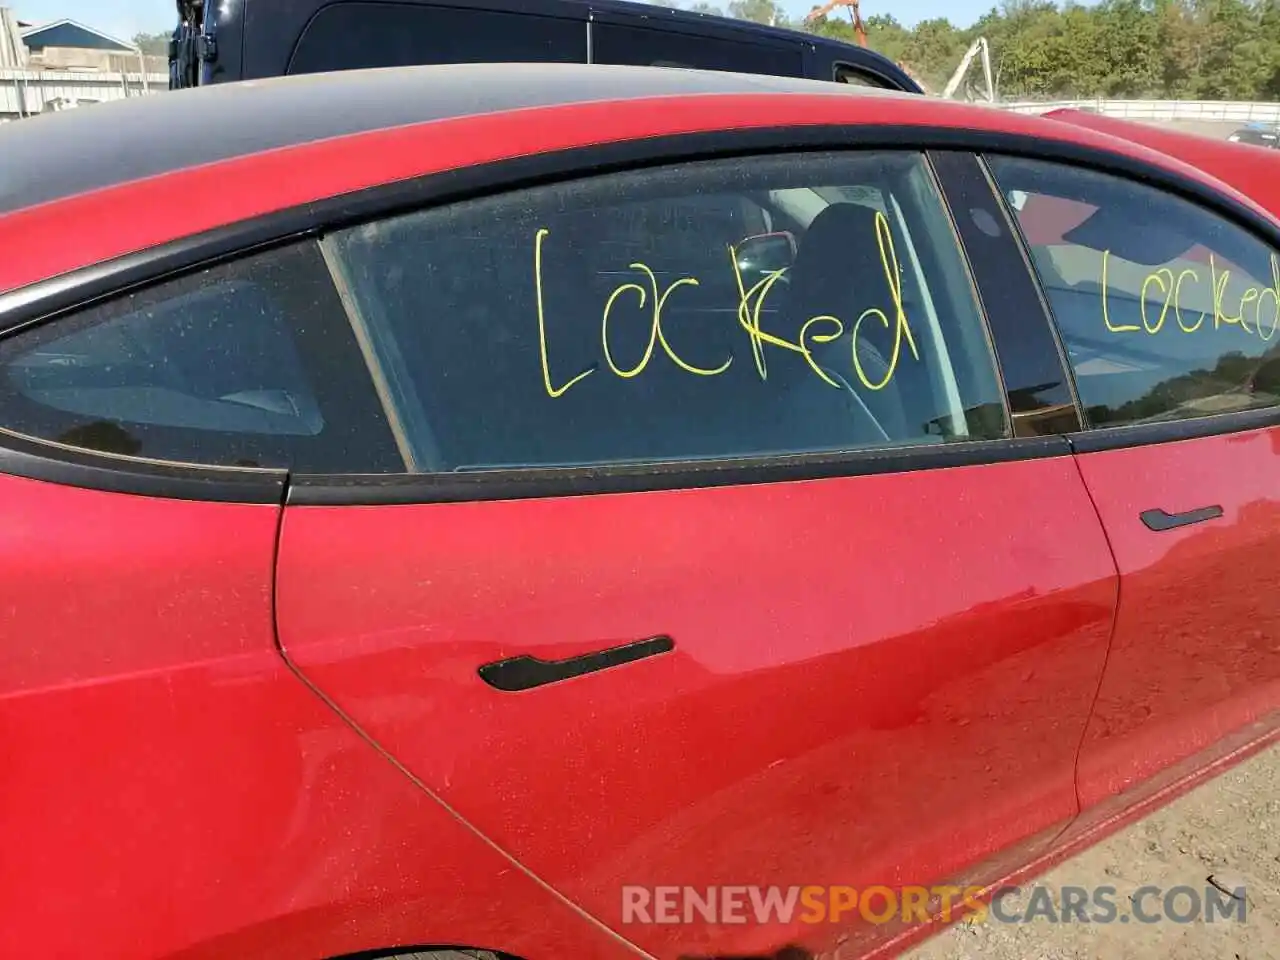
left=988, top=154, right=1280, bottom=831
left=275, top=144, right=1119, bottom=957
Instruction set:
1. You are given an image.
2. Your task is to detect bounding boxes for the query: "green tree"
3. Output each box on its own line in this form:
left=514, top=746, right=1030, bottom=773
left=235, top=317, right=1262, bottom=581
left=726, top=0, right=785, bottom=25
left=706, top=0, right=1280, bottom=101
left=132, top=31, right=170, bottom=57
left=1260, top=0, right=1280, bottom=97
left=1092, top=0, right=1160, bottom=96
left=900, top=17, right=963, bottom=89
left=1196, top=0, right=1268, bottom=98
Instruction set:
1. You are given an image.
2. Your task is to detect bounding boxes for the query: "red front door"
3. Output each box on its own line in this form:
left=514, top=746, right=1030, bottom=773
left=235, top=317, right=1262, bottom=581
left=986, top=152, right=1280, bottom=835
left=1072, top=428, right=1280, bottom=817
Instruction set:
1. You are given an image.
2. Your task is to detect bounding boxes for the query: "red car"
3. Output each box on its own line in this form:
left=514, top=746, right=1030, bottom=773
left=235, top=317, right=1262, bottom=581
left=2, top=63, right=1279, bottom=960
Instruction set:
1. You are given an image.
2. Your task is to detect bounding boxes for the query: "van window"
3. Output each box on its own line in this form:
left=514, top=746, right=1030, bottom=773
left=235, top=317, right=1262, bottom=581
left=326, top=150, right=1008, bottom=473
left=834, top=64, right=882, bottom=87
left=287, top=1, right=585, bottom=75
left=590, top=23, right=803, bottom=77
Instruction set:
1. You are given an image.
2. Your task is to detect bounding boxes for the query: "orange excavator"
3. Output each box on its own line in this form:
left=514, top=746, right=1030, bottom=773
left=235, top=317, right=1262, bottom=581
left=804, top=0, right=867, bottom=45
left=803, top=0, right=932, bottom=91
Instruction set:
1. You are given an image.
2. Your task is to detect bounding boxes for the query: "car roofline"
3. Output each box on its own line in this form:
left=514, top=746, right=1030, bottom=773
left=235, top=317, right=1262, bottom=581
left=1, top=63, right=1263, bottom=228
left=5, top=86, right=1276, bottom=301
left=0, top=61, right=914, bottom=217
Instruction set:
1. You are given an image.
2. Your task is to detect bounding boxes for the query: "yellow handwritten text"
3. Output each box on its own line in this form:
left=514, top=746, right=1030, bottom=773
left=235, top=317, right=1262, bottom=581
left=533, top=210, right=921, bottom=398
left=1101, top=249, right=1280, bottom=343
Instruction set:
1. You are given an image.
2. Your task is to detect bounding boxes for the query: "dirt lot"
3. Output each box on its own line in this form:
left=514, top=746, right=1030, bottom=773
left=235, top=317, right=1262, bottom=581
left=902, top=744, right=1280, bottom=960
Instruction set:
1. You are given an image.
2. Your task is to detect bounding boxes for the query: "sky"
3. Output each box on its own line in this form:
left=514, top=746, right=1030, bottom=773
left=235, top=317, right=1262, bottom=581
left=12, top=0, right=996, bottom=44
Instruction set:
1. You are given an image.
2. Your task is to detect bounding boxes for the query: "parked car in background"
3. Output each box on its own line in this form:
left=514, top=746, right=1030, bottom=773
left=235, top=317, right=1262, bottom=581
left=169, top=0, right=924, bottom=92
left=3, top=61, right=1280, bottom=960
left=1228, top=125, right=1280, bottom=148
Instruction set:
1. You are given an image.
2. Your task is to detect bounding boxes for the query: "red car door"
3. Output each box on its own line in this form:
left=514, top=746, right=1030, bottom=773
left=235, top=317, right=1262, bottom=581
left=275, top=144, right=1119, bottom=958
left=988, top=155, right=1280, bottom=835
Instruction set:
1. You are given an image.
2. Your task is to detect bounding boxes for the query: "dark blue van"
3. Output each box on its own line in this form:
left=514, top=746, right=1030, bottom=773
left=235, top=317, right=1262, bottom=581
left=170, top=0, right=923, bottom=93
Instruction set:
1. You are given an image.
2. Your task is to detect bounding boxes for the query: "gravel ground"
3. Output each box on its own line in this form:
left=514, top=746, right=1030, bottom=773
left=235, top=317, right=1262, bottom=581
left=902, top=744, right=1280, bottom=960
left=1143, top=118, right=1244, bottom=139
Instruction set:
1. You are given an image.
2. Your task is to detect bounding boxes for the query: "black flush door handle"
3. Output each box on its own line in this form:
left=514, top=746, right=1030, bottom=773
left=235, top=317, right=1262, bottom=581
left=1140, top=505, right=1224, bottom=532
left=478, top=635, right=674, bottom=692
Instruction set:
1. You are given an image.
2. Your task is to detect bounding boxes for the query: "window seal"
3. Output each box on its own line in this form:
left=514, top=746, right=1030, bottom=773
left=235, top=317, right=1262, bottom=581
left=0, top=424, right=287, bottom=503
left=287, top=434, right=1072, bottom=506
left=1067, top=404, right=1280, bottom=455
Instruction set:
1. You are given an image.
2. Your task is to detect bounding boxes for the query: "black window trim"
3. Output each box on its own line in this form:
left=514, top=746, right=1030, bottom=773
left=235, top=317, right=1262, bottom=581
left=930, top=150, right=1086, bottom=436
left=3, top=123, right=1280, bottom=504
left=973, top=151, right=1088, bottom=427
left=0, top=424, right=288, bottom=503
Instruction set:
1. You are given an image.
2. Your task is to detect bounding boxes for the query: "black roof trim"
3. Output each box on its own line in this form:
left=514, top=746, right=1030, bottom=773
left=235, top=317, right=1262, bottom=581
left=0, top=61, right=903, bottom=218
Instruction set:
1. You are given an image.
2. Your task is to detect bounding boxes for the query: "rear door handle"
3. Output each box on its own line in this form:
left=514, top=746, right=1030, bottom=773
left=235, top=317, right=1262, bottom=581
left=1140, top=505, right=1223, bottom=532
left=478, top=635, right=674, bottom=692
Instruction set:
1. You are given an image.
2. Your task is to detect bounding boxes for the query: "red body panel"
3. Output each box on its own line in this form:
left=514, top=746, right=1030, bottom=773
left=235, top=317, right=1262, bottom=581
left=1045, top=108, right=1280, bottom=219
left=4, top=87, right=1280, bottom=959
left=1068, top=426, right=1280, bottom=824
left=276, top=457, right=1118, bottom=958
left=0, top=474, right=638, bottom=960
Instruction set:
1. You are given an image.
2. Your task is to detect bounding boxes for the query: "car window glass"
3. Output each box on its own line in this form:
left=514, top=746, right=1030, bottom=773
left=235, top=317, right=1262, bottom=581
left=328, top=151, right=1008, bottom=473
left=590, top=23, right=804, bottom=77
left=0, top=243, right=403, bottom=471
left=989, top=156, right=1280, bottom=428
left=834, top=64, right=882, bottom=87
left=287, top=2, right=586, bottom=75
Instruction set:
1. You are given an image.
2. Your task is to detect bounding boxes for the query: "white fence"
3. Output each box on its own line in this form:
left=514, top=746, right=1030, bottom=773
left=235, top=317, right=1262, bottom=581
left=1000, top=97, right=1280, bottom=124
left=0, top=68, right=168, bottom=119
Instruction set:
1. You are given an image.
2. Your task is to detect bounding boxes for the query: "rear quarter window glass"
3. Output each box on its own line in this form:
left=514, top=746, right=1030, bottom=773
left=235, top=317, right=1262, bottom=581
left=327, top=151, right=1009, bottom=473
left=0, top=243, right=403, bottom=471
left=990, top=156, right=1280, bottom=428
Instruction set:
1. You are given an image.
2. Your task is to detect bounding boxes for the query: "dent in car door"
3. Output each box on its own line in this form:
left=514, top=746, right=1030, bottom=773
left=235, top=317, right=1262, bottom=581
left=275, top=148, right=1118, bottom=958
left=989, top=155, right=1280, bottom=832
